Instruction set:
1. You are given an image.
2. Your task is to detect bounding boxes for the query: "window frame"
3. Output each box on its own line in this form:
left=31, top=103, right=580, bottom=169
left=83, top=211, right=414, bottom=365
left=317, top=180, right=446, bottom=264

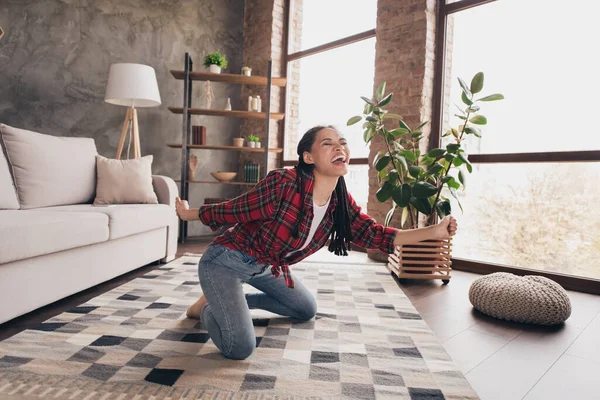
left=430, top=0, right=600, bottom=294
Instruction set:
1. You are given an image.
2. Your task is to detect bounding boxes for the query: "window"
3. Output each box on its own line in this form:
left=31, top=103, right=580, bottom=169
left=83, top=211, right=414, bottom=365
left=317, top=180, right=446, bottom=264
left=437, top=0, right=600, bottom=283
left=443, top=0, right=600, bottom=154
left=290, top=0, right=377, bottom=52
left=443, top=162, right=600, bottom=280
left=285, top=1, right=376, bottom=204
left=285, top=38, right=376, bottom=161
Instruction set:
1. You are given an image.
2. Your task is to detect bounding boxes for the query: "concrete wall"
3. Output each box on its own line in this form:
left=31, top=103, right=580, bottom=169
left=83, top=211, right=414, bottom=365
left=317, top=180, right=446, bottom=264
left=0, top=0, right=245, bottom=236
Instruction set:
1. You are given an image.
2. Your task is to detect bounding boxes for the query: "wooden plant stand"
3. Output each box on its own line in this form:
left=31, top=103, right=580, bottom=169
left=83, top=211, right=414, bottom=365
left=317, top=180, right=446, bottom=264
left=386, top=238, right=453, bottom=284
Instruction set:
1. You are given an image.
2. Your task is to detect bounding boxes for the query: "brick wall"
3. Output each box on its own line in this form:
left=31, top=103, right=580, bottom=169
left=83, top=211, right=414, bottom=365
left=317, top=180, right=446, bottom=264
left=285, top=0, right=303, bottom=161
left=240, top=0, right=287, bottom=177
left=368, top=0, right=438, bottom=262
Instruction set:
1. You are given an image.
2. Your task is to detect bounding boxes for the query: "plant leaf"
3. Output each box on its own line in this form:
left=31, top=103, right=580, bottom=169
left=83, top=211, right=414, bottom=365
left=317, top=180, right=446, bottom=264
left=458, top=77, right=472, bottom=97
left=467, top=105, right=481, bottom=113
left=464, top=126, right=481, bottom=135
left=376, top=82, right=386, bottom=102
left=461, top=91, right=473, bottom=106
left=415, top=121, right=428, bottom=131
left=458, top=152, right=470, bottom=165
left=389, top=128, right=409, bottom=136
left=470, top=115, right=487, bottom=125
left=376, top=182, right=393, bottom=202
left=421, top=156, right=435, bottom=166
left=428, top=148, right=446, bottom=158
left=427, top=162, right=444, bottom=176
left=408, top=165, right=422, bottom=178
left=361, top=96, right=374, bottom=105
left=375, top=155, right=390, bottom=171
left=377, top=93, right=393, bottom=107
left=466, top=162, right=473, bottom=173
left=411, top=181, right=438, bottom=198
left=401, top=206, right=410, bottom=226
left=455, top=114, right=467, bottom=120
left=395, top=155, right=408, bottom=172
left=378, top=168, right=387, bottom=183
left=384, top=205, right=396, bottom=227
left=410, top=197, right=432, bottom=215
left=444, top=153, right=456, bottom=162
left=470, top=72, right=484, bottom=94
left=388, top=169, right=399, bottom=183
left=478, top=93, right=504, bottom=102
left=458, top=169, right=466, bottom=187
left=435, top=200, right=452, bottom=219
left=392, top=184, right=411, bottom=208
left=453, top=157, right=464, bottom=167
left=446, top=143, right=461, bottom=153
left=363, top=128, right=375, bottom=144
left=347, top=116, right=362, bottom=126
left=399, top=120, right=410, bottom=131
left=366, top=116, right=378, bottom=123
left=449, top=188, right=464, bottom=213
left=384, top=113, right=403, bottom=120
left=400, top=150, right=417, bottom=163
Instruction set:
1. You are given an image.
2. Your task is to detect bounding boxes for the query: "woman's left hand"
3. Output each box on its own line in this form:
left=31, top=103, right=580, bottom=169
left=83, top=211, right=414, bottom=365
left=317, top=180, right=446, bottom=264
left=434, top=215, right=457, bottom=239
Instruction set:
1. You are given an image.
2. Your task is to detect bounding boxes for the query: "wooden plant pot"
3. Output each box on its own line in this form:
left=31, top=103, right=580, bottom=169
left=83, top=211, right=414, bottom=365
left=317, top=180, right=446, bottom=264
left=386, top=238, right=453, bottom=284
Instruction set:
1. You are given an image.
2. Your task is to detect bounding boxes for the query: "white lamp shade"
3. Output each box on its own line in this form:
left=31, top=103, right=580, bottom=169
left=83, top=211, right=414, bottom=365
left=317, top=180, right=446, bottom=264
left=104, top=63, right=161, bottom=108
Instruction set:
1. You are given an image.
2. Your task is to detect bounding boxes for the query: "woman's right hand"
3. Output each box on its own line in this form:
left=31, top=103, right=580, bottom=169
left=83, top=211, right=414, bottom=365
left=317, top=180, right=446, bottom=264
left=175, top=197, right=191, bottom=221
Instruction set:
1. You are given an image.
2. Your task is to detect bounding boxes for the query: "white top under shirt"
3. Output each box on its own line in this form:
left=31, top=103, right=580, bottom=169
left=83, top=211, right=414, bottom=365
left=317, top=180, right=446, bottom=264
left=286, top=196, right=331, bottom=257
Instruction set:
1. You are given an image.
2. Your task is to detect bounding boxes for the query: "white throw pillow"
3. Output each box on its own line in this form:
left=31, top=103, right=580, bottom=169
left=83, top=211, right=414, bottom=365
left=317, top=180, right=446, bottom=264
left=93, top=155, right=158, bottom=205
left=0, top=124, right=97, bottom=209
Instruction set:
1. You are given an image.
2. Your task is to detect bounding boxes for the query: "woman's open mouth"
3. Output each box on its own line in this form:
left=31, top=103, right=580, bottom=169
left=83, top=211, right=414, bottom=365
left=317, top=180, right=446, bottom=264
left=331, top=154, right=347, bottom=165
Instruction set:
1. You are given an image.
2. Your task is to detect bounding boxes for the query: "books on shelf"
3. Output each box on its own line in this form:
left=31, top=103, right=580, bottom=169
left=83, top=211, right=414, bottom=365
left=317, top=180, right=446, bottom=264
left=192, top=125, right=206, bottom=144
left=244, top=162, right=260, bottom=183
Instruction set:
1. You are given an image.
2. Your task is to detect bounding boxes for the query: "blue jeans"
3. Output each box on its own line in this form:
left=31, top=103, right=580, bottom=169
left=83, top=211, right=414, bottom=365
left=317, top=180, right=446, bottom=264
left=198, top=244, right=317, bottom=360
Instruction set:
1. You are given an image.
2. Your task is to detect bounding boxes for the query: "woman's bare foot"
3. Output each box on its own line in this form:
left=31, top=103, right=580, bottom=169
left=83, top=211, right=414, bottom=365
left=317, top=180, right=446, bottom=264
left=186, top=294, right=207, bottom=319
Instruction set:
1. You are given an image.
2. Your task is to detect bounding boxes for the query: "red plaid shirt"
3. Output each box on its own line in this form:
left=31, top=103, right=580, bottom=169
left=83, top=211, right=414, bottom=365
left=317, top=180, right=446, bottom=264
left=198, top=168, right=398, bottom=288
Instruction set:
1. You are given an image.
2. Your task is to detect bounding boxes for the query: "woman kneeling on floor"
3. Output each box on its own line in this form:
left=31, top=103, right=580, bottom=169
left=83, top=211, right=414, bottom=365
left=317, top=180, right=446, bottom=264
left=175, top=125, right=457, bottom=360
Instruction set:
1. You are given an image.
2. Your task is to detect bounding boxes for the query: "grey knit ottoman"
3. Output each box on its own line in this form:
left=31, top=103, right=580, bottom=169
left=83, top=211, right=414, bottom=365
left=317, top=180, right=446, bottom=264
left=469, top=272, right=571, bottom=325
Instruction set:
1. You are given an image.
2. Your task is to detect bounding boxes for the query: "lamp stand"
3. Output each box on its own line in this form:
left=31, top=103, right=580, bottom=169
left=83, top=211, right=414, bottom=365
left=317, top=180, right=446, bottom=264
left=115, top=107, right=141, bottom=160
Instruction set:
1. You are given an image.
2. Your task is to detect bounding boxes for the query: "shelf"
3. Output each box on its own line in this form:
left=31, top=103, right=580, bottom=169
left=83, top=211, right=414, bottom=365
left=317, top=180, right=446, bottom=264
left=175, top=179, right=257, bottom=186
left=167, top=143, right=283, bottom=153
left=168, top=107, right=284, bottom=120
left=170, top=70, right=287, bottom=87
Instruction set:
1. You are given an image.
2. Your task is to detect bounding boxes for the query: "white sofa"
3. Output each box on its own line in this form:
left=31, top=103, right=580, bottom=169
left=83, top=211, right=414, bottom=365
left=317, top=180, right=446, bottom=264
left=0, top=124, right=178, bottom=324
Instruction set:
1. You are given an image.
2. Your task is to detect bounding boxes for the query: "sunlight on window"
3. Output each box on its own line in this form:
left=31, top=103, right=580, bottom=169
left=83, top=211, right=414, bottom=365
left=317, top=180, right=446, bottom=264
left=443, top=0, right=600, bottom=154
left=285, top=38, right=376, bottom=161
left=443, top=162, right=600, bottom=280
left=292, top=0, right=377, bottom=51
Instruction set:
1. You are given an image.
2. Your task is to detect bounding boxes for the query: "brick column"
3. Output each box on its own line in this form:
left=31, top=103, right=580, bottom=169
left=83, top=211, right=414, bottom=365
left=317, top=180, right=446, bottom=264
left=240, top=0, right=286, bottom=176
left=368, top=0, right=438, bottom=262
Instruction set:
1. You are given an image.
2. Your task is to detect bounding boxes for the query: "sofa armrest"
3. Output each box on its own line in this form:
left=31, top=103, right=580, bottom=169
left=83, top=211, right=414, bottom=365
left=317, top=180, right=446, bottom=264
left=152, top=175, right=178, bottom=207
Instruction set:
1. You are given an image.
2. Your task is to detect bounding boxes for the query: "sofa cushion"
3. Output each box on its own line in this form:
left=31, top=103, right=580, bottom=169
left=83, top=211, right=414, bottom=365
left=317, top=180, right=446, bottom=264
left=0, top=142, right=19, bottom=210
left=0, top=124, right=98, bottom=209
left=33, top=204, right=175, bottom=240
left=0, top=211, right=109, bottom=264
left=94, top=155, right=158, bottom=205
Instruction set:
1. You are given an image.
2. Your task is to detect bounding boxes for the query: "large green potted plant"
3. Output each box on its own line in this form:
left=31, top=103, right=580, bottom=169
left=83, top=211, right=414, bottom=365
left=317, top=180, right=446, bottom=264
left=347, top=72, right=503, bottom=281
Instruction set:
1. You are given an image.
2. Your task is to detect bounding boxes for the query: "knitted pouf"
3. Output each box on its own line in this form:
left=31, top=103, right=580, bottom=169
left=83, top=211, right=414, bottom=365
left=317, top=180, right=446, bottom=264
left=469, top=272, right=571, bottom=325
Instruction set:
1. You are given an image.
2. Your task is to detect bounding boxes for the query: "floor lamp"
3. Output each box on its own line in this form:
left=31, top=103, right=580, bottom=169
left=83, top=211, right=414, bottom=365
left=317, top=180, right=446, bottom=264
left=104, top=63, right=161, bottom=160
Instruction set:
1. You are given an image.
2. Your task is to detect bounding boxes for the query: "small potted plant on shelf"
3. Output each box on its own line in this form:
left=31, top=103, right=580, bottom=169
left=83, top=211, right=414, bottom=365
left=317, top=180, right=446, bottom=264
left=347, top=72, right=503, bottom=283
left=247, top=135, right=261, bottom=148
left=204, top=51, right=228, bottom=74
left=241, top=66, right=252, bottom=76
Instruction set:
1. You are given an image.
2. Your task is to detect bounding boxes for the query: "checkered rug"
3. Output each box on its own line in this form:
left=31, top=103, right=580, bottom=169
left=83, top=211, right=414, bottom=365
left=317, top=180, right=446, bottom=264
left=0, top=255, right=478, bottom=399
